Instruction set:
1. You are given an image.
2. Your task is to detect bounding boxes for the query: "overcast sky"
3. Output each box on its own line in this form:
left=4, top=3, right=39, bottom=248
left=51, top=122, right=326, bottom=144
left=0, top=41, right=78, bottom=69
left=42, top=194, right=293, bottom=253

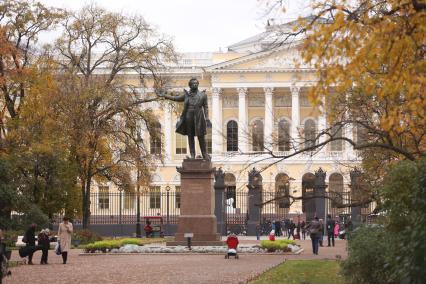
left=38, top=0, right=309, bottom=52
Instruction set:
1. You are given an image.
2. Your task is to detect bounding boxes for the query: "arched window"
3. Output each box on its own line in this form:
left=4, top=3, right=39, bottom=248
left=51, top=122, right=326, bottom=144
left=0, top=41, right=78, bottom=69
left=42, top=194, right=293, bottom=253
left=206, top=125, right=212, bottom=154
left=278, top=120, right=291, bottom=151
left=175, top=133, right=187, bottom=154
left=226, top=120, right=238, bottom=152
left=252, top=119, right=264, bottom=151
left=329, top=173, right=344, bottom=208
left=225, top=173, right=236, bottom=208
left=150, top=121, right=162, bottom=155
left=275, top=173, right=290, bottom=208
left=304, top=119, right=316, bottom=149
left=330, top=125, right=343, bottom=151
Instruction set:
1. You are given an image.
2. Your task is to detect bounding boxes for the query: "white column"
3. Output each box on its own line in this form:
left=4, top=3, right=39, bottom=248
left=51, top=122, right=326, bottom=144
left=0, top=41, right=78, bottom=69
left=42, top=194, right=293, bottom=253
left=318, top=95, right=327, bottom=154
left=291, top=86, right=300, bottom=150
left=164, top=105, right=172, bottom=161
left=212, top=87, right=222, bottom=155
left=264, top=87, right=274, bottom=151
left=344, top=94, right=355, bottom=159
left=238, top=87, right=248, bottom=152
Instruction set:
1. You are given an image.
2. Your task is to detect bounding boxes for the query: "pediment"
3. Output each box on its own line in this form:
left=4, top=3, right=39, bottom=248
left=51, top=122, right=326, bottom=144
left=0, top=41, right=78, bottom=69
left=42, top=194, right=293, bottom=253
left=208, top=44, right=309, bottom=72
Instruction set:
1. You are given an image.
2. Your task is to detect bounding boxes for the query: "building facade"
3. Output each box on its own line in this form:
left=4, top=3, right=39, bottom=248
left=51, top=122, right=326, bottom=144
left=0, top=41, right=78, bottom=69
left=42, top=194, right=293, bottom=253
left=89, top=22, right=371, bottom=228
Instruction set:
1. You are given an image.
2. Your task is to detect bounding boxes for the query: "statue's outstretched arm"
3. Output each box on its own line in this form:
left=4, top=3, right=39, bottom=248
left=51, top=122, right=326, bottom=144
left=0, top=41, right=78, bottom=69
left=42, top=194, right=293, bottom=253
left=158, top=90, right=185, bottom=102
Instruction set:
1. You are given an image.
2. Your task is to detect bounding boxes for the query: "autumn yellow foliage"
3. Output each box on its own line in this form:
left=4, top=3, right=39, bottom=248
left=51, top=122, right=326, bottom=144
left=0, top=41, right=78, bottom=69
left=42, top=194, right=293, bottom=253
left=299, top=0, right=425, bottom=160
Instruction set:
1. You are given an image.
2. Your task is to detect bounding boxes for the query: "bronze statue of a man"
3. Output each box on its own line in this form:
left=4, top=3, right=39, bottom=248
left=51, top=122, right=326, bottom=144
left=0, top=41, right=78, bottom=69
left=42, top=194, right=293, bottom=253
left=158, top=78, right=211, bottom=160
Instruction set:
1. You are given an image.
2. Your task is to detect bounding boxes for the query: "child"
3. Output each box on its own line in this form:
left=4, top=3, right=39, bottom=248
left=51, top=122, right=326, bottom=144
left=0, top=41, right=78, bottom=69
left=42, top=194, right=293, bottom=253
left=37, top=229, right=50, bottom=265
left=269, top=229, right=276, bottom=241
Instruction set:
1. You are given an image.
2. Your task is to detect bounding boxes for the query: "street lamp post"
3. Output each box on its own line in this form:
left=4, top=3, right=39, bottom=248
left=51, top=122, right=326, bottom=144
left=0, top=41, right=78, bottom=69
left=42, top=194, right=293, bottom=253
left=136, top=173, right=142, bottom=238
left=165, top=185, right=171, bottom=236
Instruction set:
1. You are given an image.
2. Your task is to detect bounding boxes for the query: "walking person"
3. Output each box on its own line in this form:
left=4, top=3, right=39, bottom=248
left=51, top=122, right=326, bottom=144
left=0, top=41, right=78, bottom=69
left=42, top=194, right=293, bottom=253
left=37, top=229, right=50, bottom=264
left=58, top=217, right=73, bottom=264
left=287, top=220, right=296, bottom=240
left=334, top=220, right=340, bottom=238
left=326, top=215, right=336, bottom=247
left=308, top=217, right=321, bottom=255
left=319, top=219, right=324, bottom=247
left=301, top=221, right=306, bottom=240
left=296, top=221, right=301, bottom=239
left=275, top=220, right=282, bottom=237
left=23, top=224, right=37, bottom=265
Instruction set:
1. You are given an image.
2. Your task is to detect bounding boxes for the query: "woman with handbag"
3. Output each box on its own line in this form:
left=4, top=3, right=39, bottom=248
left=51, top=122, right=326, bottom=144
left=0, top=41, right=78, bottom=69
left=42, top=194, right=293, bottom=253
left=58, top=217, right=73, bottom=264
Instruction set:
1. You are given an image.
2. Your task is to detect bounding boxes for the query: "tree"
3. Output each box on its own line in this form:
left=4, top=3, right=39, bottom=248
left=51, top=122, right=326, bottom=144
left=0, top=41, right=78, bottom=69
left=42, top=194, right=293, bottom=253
left=54, top=4, right=176, bottom=228
left=0, top=0, right=63, bottom=142
left=249, top=0, right=425, bottom=208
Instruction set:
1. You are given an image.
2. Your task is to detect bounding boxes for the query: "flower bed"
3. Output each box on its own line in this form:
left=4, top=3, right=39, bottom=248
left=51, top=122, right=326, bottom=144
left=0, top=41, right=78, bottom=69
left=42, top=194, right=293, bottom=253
left=84, top=238, right=165, bottom=253
left=260, top=239, right=297, bottom=252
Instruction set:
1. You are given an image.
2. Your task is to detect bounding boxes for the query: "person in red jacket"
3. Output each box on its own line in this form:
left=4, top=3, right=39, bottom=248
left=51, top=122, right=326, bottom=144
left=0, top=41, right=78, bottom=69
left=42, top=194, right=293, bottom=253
left=144, top=221, right=153, bottom=238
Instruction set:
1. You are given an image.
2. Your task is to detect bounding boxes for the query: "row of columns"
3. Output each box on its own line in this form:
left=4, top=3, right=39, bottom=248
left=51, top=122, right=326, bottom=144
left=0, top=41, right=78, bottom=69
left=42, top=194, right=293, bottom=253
left=212, top=86, right=327, bottom=154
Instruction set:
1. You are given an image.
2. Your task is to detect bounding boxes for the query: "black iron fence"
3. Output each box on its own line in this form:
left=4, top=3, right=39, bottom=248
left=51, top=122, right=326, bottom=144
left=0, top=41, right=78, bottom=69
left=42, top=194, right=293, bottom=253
left=54, top=191, right=181, bottom=226
left=53, top=190, right=375, bottom=236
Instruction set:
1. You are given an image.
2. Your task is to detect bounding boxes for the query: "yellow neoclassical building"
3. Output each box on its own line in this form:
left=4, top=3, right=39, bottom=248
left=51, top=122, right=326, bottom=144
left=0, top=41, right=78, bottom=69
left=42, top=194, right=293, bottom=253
left=90, top=21, right=371, bottom=229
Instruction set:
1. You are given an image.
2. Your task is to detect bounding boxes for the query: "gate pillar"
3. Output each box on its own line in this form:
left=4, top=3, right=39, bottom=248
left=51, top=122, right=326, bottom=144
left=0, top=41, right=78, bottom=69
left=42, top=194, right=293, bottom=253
left=247, top=168, right=262, bottom=236
left=214, top=167, right=226, bottom=235
left=314, top=167, right=327, bottom=222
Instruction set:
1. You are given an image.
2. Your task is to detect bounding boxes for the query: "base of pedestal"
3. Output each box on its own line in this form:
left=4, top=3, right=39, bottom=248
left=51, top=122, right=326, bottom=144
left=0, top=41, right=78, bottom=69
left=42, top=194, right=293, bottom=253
left=166, top=240, right=224, bottom=246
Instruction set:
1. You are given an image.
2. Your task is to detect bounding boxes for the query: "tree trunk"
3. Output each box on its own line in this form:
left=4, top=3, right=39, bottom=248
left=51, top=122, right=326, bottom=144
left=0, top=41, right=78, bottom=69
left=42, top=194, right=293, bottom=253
left=82, top=175, right=92, bottom=229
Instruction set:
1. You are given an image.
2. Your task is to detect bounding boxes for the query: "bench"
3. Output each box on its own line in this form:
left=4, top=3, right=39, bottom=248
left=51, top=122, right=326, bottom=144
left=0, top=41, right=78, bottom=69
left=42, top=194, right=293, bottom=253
left=16, top=236, right=58, bottom=248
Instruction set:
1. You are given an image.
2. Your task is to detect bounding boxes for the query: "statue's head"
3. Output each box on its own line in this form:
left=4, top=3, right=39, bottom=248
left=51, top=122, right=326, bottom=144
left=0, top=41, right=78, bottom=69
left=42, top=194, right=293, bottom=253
left=188, top=78, right=199, bottom=91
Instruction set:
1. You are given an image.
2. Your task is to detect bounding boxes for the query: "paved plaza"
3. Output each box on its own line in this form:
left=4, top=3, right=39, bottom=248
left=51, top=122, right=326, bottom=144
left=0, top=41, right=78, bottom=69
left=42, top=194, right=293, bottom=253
left=5, top=239, right=347, bottom=284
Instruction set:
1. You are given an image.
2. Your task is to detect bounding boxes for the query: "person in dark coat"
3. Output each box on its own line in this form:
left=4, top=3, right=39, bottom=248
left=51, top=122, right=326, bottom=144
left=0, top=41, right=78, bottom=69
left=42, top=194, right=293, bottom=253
left=23, top=224, right=37, bottom=265
left=326, top=214, right=336, bottom=247
left=287, top=220, right=296, bottom=239
left=274, top=220, right=282, bottom=237
left=158, top=78, right=211, bottom=160
left=307, top=217, right=321, bottom=255
left=37, top=229, right=50, bottom=265
left=301, top=221, right=306, bottom=240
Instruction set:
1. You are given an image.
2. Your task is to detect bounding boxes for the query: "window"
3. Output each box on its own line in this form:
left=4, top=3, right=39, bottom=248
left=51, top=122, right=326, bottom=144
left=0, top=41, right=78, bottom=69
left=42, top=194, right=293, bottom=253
left=98, top=186, right=109, bottom=209
left=356, top=125, right=368, bottom=145
left=330, top=125, right=343, bottom=151
left=124, top=190, right=135, bottom=210
left=206, top=126, right=212, bottom=154
left=175, top=186, right=181, bottom=209
left=252, top=120, right=264, bottom=151
left=226, top=120, right=238, bottom=152
left=329, top=173, right=344, bottom=208
left=225, top=173, right=236, bottom=208
left=150, top=122, right=162, bottom=155
left=304, top=119, right=316, bottom=149
left=278, top=120, right=291, bottom=151
left=149, top=186, right=161, bottom=209
left=175, top=133, right=187, bottom=154
left=275, top=174, right=290, bottom=208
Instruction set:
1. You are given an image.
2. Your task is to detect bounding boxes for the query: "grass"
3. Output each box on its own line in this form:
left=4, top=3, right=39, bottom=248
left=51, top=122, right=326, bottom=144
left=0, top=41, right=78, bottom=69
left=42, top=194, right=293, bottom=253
left=252, top=260, right=345, bottom=284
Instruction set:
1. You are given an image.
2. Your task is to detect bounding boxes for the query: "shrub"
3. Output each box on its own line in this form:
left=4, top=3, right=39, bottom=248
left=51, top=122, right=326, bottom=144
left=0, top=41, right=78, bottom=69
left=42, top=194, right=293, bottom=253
left=73, top=229, right=103, bottom=245
left=341, top=225, right=393, bottom=284
left=84, top=238, right=147, bottom=252
left=260, top=239, right=296, bottom=252
left=1, top=230, right=24, bottom=248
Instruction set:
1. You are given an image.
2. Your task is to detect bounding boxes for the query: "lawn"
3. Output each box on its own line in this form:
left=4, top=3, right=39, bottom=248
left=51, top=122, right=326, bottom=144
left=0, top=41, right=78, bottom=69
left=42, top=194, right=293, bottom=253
left=252, top=260, right=345, bottom=284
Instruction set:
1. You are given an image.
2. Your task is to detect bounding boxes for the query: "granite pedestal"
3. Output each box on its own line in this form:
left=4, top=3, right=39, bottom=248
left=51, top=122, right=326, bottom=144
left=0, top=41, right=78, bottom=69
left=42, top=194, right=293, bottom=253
left=167, top=159, right=223, bottom=246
